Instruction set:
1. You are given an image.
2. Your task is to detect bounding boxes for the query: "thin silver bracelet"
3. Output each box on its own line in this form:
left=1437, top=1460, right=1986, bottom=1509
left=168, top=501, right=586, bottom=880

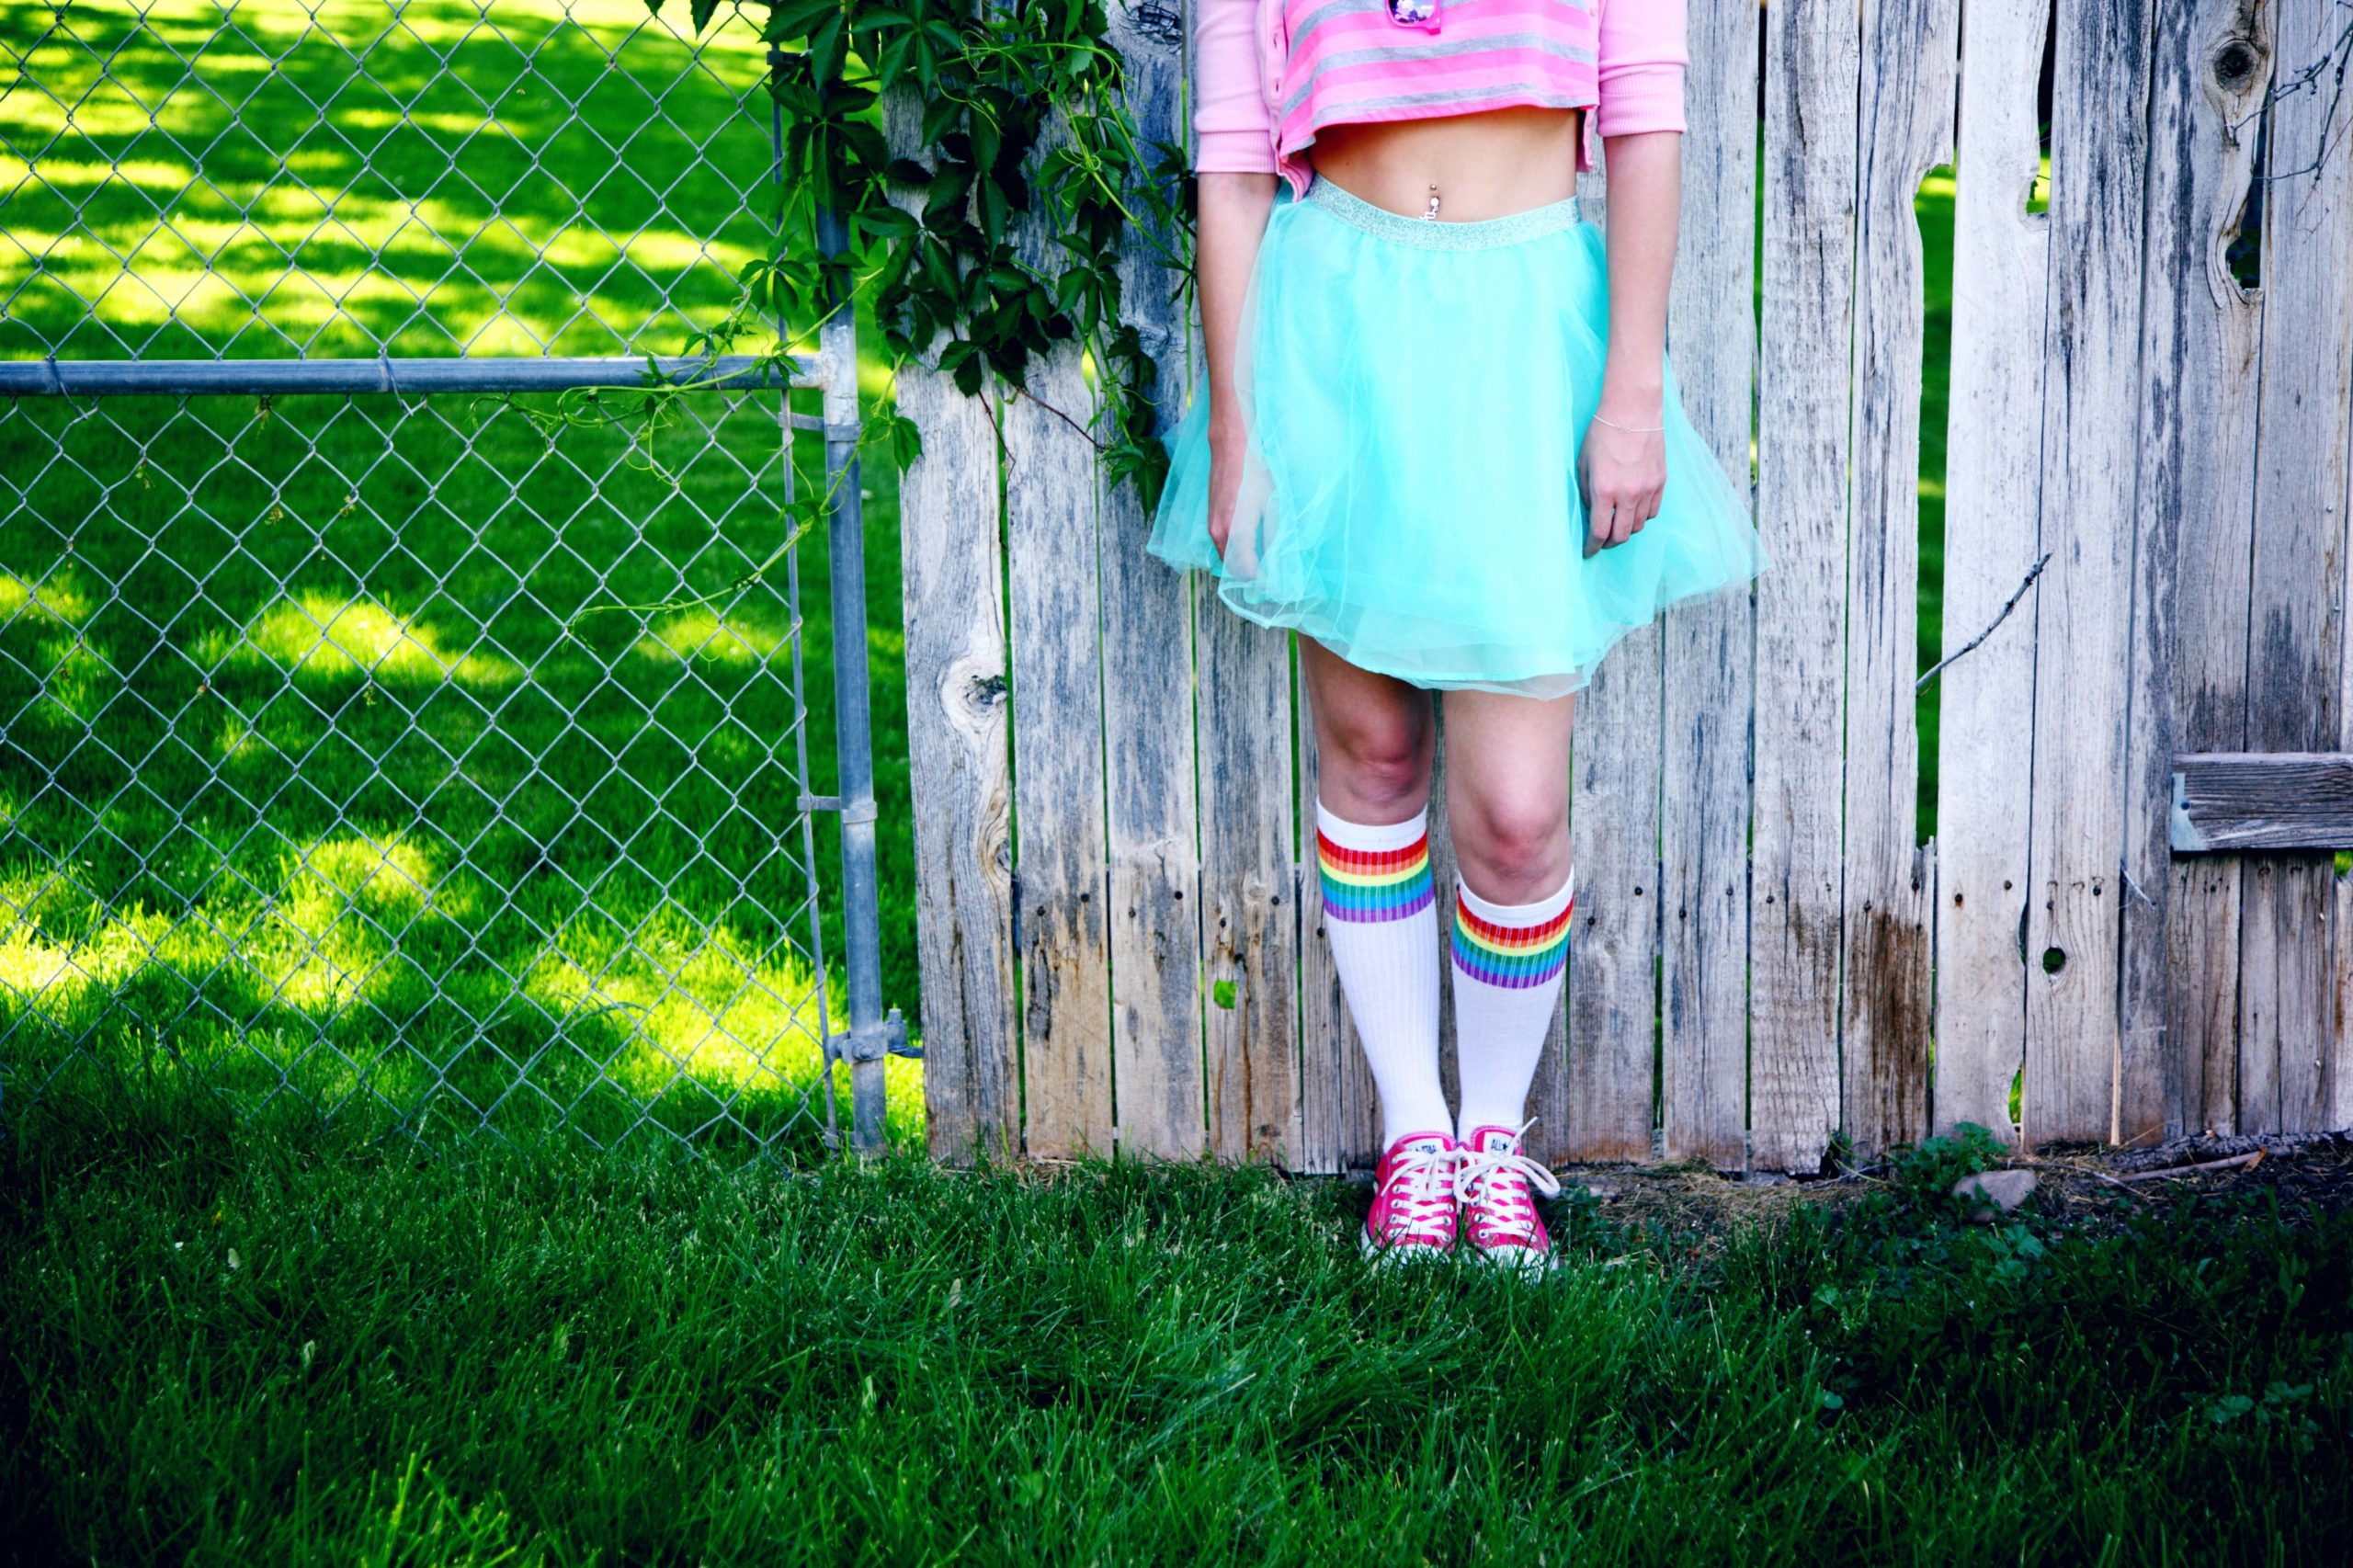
left=1592, top=413, right=1665, bottom=434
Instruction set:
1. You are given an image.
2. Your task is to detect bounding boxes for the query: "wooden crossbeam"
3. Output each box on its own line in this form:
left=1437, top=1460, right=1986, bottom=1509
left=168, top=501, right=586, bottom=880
left=2170, top=754, right=2353, bottom=852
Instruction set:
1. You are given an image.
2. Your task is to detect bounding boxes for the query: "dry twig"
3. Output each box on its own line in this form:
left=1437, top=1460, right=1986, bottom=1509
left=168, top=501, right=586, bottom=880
left=2116, top=1150, right=2268, bottom=1183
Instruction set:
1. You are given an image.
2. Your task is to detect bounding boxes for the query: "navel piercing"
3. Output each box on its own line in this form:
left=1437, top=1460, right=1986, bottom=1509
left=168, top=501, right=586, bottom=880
left=1592, top=413, right=1665, bottom=434
left=1420, top=182, right=1440, bottom=221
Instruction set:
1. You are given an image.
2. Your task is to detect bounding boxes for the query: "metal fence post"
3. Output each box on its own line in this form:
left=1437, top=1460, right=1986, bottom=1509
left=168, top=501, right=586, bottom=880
left=814, top=201, right=899, bottom=1153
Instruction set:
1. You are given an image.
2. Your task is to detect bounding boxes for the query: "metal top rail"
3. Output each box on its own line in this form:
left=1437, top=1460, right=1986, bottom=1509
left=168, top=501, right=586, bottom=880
left=0, top=353, right=822, bottom=398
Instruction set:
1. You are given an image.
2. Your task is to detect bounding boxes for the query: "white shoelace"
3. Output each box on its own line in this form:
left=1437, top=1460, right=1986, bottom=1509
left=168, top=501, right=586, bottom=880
left=1379, top=1142, right=1458, bottom=1236
left=1456, top=1120, right=1562, bottom=1246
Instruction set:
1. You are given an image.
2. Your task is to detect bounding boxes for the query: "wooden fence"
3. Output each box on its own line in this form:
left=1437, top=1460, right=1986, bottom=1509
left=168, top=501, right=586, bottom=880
left=889, top=0, right=2353, bottom=1172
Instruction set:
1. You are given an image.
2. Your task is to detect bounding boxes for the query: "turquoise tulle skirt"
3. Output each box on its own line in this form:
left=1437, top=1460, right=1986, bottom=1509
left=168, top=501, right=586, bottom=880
left=1147, top=172, right=1771, bottom=699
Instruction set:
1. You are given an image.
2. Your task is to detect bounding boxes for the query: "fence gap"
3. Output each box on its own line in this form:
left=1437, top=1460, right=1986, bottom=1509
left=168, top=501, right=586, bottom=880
left=1915, top=161, right=1956, bottom=854
left=1655, top=0, right=1762, bottom=1172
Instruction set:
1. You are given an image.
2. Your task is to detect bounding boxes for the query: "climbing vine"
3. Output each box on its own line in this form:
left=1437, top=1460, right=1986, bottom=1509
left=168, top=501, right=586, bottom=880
left=650, top=0, right=1192, bottom=511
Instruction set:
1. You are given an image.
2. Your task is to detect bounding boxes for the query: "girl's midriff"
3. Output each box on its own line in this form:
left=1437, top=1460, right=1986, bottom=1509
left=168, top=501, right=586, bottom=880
left=1302, top=106, right=1586, bottom=223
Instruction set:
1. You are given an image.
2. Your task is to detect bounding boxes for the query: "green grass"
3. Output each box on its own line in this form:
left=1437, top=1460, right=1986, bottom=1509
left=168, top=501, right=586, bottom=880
left=1, top=0, right=921, bottom=1152
left=4, top=1096, right=2347, bottom=1562
left=9, top=17, right=2346, bottom=1557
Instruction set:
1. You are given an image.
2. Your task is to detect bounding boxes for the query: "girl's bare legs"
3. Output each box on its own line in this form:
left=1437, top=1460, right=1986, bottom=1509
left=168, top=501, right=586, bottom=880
left=1300, top=637, right=1449, bottom=1148
left=1439, top=688, right=1575, bottom=902
left=1439, top=687, right=1577, bottom=1142
left=1300, top=636, right=1435, bottom=823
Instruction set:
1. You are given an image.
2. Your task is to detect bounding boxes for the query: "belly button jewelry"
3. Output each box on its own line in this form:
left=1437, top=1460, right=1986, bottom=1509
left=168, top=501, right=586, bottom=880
left=1420, top=182, right=1439, bottom=221
left=1387, top=0, right=1440, bottom=29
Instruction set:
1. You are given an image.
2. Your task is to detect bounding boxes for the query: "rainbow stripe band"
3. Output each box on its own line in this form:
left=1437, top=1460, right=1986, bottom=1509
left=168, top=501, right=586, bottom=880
left=1316, top=828, right=1434, bottom=924
left=1450, top=890, right=1574, bottom=990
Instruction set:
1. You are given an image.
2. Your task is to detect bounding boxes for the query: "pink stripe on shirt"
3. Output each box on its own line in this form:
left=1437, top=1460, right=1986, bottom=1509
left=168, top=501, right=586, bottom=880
left=1190, top=0, right=1688, bottom=199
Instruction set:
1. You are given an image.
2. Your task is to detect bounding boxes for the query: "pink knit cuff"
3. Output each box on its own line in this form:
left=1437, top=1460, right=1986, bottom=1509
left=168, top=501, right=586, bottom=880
left=1193, top=127, right=1280, bottom=174
left=1594, top=62, right=1688, bottom=139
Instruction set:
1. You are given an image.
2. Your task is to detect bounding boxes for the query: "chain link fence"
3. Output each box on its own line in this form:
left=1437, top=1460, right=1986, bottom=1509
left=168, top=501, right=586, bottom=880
left=1, top=0, right=902, bottom=1160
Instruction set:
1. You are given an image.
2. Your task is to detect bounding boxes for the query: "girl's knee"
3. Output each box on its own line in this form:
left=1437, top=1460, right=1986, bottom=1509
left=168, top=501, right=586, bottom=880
left=1451, top=796, right=1571, bottom=897
left=1322, top=719, right=1432, bottom=812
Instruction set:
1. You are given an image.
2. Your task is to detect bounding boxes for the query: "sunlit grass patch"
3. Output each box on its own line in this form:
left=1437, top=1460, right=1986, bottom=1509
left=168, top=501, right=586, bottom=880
left=633, top=605, right=792, bottom=667
left=0, top=891, right=178, bottom=1013
left=0, top=0, right=776, bottom=358
left=6, top=635, right=117, bottom=729
left=1, top=865, right=868, bottom=1147
left=0, top=569, right=95, bottom=625
left=199, top=592, right=526, bottom=689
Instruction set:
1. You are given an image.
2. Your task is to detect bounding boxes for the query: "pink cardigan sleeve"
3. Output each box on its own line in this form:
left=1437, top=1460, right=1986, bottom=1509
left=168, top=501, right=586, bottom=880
left=1192, top=0, right=1278, bottom=173
left=1592, top=0, right=1688, bottom=140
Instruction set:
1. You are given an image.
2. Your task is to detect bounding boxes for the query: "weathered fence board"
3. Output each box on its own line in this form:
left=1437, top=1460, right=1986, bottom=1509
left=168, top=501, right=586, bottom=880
left=1100, top=506, right=1208, bottom=1163
left=1656, top=0, right=1760, bottom=1173
left=1557, top=152, right=1665, bottom=1170
left=1003, top=342, right=1117, bottom=1156
left=1564, top=658, right=1664, bottom=1164
left=1105, top=7, right=1210, bottom=1160
left=2240, top=0, right=2353, bottom=1137
left=1747, top=0, right=1858, bottom=1173
left=1840, top=0, right=1957, bottom=1153
left=2148, top=0, right=2272, bottom=1142
left=1427, top=722, right=1468, bottom=1137
left=1198, top=608, right=1297, bottom=1161
left=1297, top=662, right=1366, bottom=1171
left=2334, top=868, right=2353, bottom=1131
left=1297, top=665, right=1385, bottom=1171
left=1935, top=0, right=2052, bottom=1146
left=886, top=89, right=1019, bottom=1164
left=2023, top=0, right=2159, bottom=1148
left=895, top=366, right=1021, bottom=1163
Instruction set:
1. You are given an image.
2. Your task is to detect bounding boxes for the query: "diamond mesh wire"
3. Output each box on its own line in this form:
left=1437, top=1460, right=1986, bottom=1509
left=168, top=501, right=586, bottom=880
left=2, top=0, right=780, bottom=361
left=1, top=1, right=856, bottom=1161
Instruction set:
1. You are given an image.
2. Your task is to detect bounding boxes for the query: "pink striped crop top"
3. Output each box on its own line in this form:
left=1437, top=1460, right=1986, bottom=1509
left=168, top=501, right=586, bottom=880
left=1191, top=0, right=1688, bottom=200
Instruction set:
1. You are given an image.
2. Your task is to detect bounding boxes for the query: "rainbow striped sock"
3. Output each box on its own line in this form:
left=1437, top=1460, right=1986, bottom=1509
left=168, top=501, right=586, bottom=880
left=1449, top=879, right=1574, bottom=989
left=1450, top=868, right=1575, bottom=1133
left=1316, top=823, right=1434, bottom=923
left=1313, top=802, right=1449, bottom=1143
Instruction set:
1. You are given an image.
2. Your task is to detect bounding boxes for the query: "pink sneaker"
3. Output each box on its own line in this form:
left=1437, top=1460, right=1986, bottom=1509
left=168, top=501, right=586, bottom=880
left=1456, top=1122, right=1562, bottom=1273
left=1360, top=1131, right=1459, bottom=1266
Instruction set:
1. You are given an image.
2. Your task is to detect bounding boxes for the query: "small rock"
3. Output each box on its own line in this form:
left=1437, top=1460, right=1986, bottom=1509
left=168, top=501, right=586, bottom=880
left=1951, top=1168, right=2038, bottom=1221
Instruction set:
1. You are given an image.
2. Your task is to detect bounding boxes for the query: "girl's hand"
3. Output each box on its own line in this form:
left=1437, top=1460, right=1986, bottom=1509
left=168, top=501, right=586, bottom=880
left=1578, top=395, right=1666, bottom=557
left=1207, top=414, right=1246, bottom=561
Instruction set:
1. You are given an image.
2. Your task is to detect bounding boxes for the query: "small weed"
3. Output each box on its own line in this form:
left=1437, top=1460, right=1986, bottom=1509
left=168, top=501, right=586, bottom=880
left=1885, top=1120, right=2007, bottom=1214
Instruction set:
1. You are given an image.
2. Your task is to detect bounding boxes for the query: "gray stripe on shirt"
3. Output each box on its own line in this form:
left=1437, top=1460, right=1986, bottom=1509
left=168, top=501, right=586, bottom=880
left=1288, top=0, right=1594, bottom=58
left=1278, top=35, right=1598, bottom=121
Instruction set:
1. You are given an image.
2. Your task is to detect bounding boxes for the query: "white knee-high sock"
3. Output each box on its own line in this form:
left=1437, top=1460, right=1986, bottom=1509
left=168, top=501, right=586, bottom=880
left=1314, top=801, right=1448, bottom=1146
left=1449, top=866, right=1575, bottom=1136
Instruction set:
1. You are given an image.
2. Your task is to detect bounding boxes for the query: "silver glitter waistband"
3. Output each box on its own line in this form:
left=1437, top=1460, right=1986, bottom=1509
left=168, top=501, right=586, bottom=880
left=1301, top=172, right=1584, bottom=250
